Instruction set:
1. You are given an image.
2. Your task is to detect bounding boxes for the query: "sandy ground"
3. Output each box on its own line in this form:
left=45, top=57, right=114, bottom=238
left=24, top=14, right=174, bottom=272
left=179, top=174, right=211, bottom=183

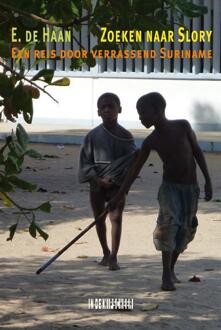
left=0, top=143, right=221, bottom=330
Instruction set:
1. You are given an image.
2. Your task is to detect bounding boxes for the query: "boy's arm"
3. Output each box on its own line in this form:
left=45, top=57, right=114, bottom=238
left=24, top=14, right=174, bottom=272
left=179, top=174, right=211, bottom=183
left=108, top=142, right=151, bottom=208
left=91, top=176, right=113, bottom=189
left=79, top=135, right=113, bottom=188
left=79, top=148, right=113, bottom=188
left=186, top=122, right=212, bottom=201
left=78, top=135, right=97, bottom=183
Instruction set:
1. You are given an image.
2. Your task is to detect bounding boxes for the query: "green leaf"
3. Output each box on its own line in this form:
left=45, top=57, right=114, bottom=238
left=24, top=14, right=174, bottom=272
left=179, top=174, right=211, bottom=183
left=34, top=41, right=47, bottom=52
left=50, top=77, right=70, bottom=86
left=0, top=73, right=14, bottom=98
left=8, top=140, right=24, bottom=159
left=8, top=176, right=37, bottom=191
left=70, top=58, right=85, bottom=70
left=12, top=143, right=25, bottom=158
left=22, top=95, right=33, bottom=124
left=0, top=176, right=13, bottom=192
left=82, top=0, right=92, bottom=11
left=12, top=82, right=25, bottom=111
left=5, top=156, right=22, bottom=175
left=93, top=5, right=113, bottom=24
left=21, top=17, right=39, bottom=28
left=31, top=69, right=55, bottom=84
left=39, top=201, right=51, bottom=213
left=29, top=220, right=37, bottom=238
left=85, top=53, right=96, bottom=67
left=140, top=303, right=159, bottom=311
left=6, top=136, right=12, bottom=144
left=89, top=23, right=101, bottom=37
left=25, top=149, right=42, bottom=159
left=35, top=224, right=49, bottom=241
left=0, top=192, right=12, bottom=207
left=7, top=223, right=18, bottom=241
left=16, top=124, right=29, bottom=149
left=12, top=84, right=33, bottom=123
left=0, top=153, right=4, bottom=165
left=71, top=2, right=80, bottom=16
left=0, top=40, right=10, bottom=58
left=176, top=0, right=207, bottom=17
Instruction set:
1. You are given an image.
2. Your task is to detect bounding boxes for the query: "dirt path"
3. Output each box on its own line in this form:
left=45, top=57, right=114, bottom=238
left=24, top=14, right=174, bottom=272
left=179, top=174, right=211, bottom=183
left=0, top=144, right=221, bottom=329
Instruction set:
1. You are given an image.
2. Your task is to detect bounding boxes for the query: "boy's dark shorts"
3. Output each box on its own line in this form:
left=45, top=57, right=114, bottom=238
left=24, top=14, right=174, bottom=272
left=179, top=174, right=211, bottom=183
left=90, top=183, right=122, bottom=202
left=153, top=181, right=200, bottom=253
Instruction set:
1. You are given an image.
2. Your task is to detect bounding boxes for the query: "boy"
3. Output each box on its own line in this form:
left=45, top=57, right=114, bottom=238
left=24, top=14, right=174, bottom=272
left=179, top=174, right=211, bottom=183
left=78, top=93, right=136, bottom=270
left=108, top=92, right=212, bottom=289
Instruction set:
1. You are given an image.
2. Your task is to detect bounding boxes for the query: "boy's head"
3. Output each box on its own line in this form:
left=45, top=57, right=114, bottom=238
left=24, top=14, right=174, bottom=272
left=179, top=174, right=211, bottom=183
left=136, top=92, right=166, bottom=128
left=97, top=93, right=122, bottom=124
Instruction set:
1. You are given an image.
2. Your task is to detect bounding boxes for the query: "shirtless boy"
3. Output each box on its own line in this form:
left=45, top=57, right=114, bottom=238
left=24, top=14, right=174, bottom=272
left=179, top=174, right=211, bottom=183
left=78, top=93, right=136, bottom=270
left=109, top=92, right=212, bottom=289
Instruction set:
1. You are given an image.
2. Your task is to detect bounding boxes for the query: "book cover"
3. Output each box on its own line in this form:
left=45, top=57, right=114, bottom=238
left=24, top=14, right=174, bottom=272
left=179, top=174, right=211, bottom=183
left=0, top=1, right=220, bottom=329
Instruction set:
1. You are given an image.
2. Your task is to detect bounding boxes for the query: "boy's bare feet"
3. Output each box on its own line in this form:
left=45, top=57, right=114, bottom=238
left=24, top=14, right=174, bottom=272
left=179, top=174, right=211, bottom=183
left=171, top=270, right=181, bottom=283
left=162, top=273, right=176, bottom=291
left=161, top=282, right=176, bottom=291
left=98, top=251, right=110, bottom=266
left=108, top=255, right=120, bottom=270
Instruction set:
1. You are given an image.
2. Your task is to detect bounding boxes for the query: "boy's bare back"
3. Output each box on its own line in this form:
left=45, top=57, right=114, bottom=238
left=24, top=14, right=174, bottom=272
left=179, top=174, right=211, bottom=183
left=143, top=119, right=197, bottom=184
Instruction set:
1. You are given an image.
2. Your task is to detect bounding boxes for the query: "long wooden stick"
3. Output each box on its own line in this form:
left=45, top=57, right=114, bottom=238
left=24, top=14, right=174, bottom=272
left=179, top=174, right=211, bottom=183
left=36, top=208, right=108, bottom=275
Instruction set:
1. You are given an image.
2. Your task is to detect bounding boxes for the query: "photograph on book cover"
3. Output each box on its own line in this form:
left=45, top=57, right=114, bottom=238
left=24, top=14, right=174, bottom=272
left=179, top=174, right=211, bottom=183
left=0, top=1, right=221, bottom=329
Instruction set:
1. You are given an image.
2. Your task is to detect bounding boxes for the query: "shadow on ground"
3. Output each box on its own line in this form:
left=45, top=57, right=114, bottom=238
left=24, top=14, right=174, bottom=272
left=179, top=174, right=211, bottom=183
left=0, top=254, right=221, bottom=329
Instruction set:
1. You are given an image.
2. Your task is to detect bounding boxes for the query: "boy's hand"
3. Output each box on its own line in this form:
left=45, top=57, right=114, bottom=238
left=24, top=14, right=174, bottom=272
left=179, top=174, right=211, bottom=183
left=98, top=177, right=113, bottom=189
left=205, top=181, right=212, bottom=201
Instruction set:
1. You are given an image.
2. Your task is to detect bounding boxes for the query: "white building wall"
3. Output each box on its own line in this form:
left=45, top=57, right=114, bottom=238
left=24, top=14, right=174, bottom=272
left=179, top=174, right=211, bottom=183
left=32, top=77, right=221, bottom=131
